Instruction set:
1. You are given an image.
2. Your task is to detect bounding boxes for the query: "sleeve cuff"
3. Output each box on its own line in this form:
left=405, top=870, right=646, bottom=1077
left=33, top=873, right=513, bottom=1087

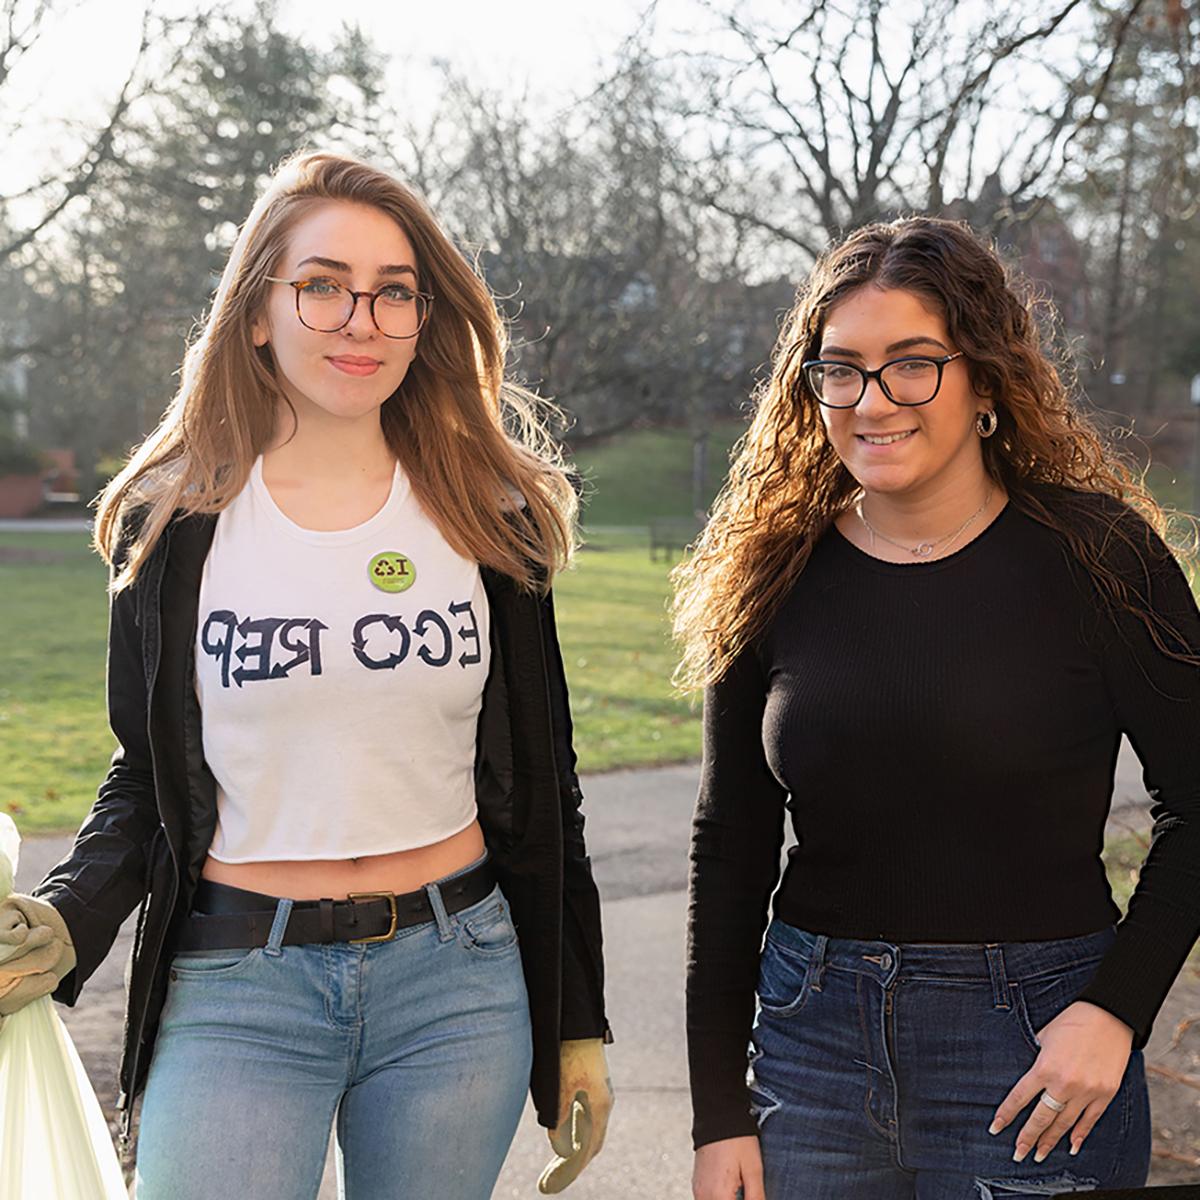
left=689, top=1028, right=761, bottom=1149
left=1074, top=907, right=1200, bottom=1051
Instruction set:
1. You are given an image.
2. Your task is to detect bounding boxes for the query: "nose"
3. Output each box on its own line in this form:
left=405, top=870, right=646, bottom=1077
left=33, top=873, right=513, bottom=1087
left=856, top=373, right=894, bottom=419
left=342, top=291, right=377, bottom=338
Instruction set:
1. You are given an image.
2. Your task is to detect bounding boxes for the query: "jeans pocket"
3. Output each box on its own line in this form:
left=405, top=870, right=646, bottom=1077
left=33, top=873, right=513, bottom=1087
left=456, top=891, right=519, bottom=958
left=168, top=946, right=263, bottom=979
left=1012, top=956, right=1106, bottom=1054
left=756, top=937, right=814, bottom=1018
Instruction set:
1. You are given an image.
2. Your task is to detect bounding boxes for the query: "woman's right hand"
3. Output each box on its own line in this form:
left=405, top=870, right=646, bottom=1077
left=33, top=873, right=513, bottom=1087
left=0, top=894, right=76, bottom=1017
left=693, top=1135, right=765, bottom=1200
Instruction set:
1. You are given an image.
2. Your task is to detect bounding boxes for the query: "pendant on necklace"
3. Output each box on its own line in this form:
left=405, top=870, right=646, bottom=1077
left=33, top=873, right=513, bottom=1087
left=913, top=542, right=934, bottom=557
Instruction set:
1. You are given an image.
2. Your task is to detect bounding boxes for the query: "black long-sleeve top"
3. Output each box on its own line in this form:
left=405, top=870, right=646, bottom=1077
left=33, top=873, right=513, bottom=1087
left=686, top=488, right=1200, bottom=1149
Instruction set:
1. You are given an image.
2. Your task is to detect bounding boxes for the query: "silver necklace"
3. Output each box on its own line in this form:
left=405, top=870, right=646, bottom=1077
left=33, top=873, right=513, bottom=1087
left=857, top=487, right=994, bottom=558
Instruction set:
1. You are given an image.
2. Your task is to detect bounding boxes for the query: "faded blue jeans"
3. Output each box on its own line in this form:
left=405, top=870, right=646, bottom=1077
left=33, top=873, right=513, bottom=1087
left=134, top=861, right=533, bottom=1200
left=749, top=920, right=1151, bottom=1199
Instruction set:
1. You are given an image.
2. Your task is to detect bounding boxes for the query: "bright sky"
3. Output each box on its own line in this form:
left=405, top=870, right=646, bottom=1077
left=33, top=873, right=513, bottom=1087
left=5, top=0, right=1086, bottom=254
left=5, top=0, right=649, bottom=197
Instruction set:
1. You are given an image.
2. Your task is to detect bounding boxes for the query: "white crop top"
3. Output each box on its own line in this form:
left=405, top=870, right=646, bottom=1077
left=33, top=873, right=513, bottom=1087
left=194, top=454, right=490, bottom=863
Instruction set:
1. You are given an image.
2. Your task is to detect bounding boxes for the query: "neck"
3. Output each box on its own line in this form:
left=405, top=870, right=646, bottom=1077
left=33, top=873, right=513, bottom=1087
left=858, top=466, right=998, bottom=544
left=264, top=398, right=395, bottom=485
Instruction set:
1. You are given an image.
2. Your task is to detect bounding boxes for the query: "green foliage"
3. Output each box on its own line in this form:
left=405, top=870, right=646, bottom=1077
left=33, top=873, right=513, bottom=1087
left=0, top=429, right=45, bottom=474
left=0, top=389, right=44, bottom=473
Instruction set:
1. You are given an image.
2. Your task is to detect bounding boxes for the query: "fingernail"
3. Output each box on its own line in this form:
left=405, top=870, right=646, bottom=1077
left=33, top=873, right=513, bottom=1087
left=988, top=1121, right=1001, bottom=1136
left=1070, top=1143, right=1079, bottom=1156
left=1034, top=1148, right=1048, bottom=1163
left=1013, top=1146, right=1028, bottom=1163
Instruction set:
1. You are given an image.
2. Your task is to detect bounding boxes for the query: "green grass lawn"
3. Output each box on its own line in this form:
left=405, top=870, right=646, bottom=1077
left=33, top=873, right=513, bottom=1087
left=1, top=533, right=114, bottom=833
left=555, top=528, right=698, bottom=770
left=0, top=423, right=742, bottom=833
left=572, top=420, right=745, bottom=525
left=2, top=426, right=1197, bottom=835
left=0, top=524, right=699, bottom=833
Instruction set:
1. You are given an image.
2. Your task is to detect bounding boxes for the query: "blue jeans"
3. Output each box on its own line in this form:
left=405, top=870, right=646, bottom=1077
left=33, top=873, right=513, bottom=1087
left=750, top=920, right=1151, bottom=1199
left=134, top=862, right=533, bottom=1200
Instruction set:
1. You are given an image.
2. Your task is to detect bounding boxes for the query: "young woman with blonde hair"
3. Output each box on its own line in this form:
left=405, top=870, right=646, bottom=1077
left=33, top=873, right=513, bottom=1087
left=675, top=217, right=1199, bottom=1199
left=0, top=150, right=612, bottom=1199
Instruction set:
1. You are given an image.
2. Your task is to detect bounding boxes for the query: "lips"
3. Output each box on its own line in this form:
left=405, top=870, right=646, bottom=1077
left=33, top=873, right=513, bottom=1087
left=857, top=430, right=916, bottom=446
left=327, top=356, right=382, bottom=377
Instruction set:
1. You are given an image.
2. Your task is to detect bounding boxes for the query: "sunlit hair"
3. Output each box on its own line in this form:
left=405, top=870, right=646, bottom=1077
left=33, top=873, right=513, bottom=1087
left=672, top=215, right=1196, bottom=693
left=94, top=150, right=577, bottom=593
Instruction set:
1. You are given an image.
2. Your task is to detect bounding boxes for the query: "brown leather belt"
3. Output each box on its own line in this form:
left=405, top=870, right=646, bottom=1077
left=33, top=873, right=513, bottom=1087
left=172, top=859, right=497, bottom=951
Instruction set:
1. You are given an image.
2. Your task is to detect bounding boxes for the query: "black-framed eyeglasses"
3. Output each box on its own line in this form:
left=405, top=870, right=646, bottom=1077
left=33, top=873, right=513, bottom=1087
left=265, top=275, right=434, bottom=340
left=801, top=352, right=964, bottom=408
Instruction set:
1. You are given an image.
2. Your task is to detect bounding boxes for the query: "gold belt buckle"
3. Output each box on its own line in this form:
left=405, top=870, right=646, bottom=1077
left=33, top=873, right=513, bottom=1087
left=346, top=892, right=398, bottom=943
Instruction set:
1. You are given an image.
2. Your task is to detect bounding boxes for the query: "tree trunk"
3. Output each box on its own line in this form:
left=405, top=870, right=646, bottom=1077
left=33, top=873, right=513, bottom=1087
left=1101, top=106, right=1137, bottom=410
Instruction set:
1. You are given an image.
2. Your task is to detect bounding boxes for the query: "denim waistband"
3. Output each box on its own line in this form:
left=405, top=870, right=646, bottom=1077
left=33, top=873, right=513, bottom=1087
left=766, top=918, right=1117, bottom=988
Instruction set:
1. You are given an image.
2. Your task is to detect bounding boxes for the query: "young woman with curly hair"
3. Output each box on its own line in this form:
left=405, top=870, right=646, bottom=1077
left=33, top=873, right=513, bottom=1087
left=0, top=151, right=613, bottom=1199
left=675, top=216, right=1199, bottom=1200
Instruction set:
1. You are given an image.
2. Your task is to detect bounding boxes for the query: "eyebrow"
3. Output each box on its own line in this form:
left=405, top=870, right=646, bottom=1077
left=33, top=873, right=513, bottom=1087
left=295, top=255, right=417, bottom=279
left=819, top=336, right=951, bottom=358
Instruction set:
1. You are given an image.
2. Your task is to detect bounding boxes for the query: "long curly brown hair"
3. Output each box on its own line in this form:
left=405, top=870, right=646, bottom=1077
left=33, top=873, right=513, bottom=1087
left=671, top=216, right=1196, bottom=692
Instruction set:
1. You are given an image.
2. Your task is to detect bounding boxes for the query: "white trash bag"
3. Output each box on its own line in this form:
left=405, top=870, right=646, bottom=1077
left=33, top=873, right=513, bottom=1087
left=0, top=813, right=127, bottom=1199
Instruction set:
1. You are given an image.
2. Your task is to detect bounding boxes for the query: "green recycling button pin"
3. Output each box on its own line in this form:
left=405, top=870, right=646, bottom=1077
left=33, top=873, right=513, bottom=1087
left=368, top=551, right=416, bottom=593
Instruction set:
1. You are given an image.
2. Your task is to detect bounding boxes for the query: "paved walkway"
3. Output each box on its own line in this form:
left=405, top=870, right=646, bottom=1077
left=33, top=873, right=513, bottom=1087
left=0, top=517, right=92, bottom=531
left=10, top=749, right=1182, bottom=1197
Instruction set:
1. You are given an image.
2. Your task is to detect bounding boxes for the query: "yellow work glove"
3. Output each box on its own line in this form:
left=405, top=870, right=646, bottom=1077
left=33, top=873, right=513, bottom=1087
left=538, top=1037, right=614, bottom=1194
left=0, top=894, right=77, bottom=1021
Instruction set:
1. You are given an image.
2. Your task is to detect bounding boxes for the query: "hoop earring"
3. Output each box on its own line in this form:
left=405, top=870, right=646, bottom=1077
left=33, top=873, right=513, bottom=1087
left=976, top=409, right=998, bottom=438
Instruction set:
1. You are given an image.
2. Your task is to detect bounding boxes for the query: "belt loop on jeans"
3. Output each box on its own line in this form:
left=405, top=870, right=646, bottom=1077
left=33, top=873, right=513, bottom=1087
left=423, top=880, right=455, bottom=942
left=264, top=898, right=294, bottom=957
left=985, top=943, right=1010, bottom=1010
left=809, top=933, right=829, bottom=992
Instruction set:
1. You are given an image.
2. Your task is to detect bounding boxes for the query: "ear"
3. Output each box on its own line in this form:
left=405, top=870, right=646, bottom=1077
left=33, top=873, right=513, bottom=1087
left=251, top=310, right=269, bottom=348
left=968, top=365, right=993, bottom=402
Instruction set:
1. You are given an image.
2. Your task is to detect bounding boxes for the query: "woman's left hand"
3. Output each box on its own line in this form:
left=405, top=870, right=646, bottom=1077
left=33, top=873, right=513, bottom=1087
left=538, top=1038, right=614, bottom=1193
left=989, top=1000, right=1134, bottom=1162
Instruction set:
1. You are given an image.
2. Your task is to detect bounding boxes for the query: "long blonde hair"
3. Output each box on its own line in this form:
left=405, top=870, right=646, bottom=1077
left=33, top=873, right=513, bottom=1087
left=672, top=216, right=1194, bottom=693
left=95, top=150, right=577, bottom=593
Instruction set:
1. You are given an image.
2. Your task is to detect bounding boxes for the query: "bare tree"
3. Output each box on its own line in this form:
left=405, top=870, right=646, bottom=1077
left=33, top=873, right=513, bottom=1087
left=14, top=1, right=387, bottom=476
left=1064, top=0, right=1199, bottom=420
left=632, top=0, right=1152, bottom=258
left=0, top=1, right=215, bottom=266
left=423, top=68, right=781, bottom=444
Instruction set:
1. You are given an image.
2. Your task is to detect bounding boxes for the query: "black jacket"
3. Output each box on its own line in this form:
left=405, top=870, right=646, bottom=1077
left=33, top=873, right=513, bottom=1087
left=32, top=506, right=610, bottom=1154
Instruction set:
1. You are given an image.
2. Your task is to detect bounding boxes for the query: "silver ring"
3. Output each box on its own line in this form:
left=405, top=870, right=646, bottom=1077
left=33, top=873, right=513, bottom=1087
left=1039, top=1091, right=1068, bottom=1113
